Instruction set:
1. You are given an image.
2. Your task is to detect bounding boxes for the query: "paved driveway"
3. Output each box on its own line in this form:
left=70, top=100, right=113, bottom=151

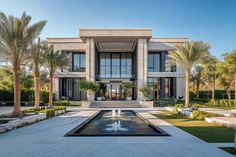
left=0, top=110, right=232, bottom=157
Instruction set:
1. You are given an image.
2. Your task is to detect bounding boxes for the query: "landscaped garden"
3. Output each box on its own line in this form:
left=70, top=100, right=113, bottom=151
left=154, top=111, right=234, bottom=143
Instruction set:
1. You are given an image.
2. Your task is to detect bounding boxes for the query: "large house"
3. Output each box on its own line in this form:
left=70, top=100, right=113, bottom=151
left=47, top=28, right=186, bottom=103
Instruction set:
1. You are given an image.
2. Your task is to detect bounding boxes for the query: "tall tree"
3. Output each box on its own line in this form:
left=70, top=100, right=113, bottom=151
left=169, top=41, right=210, bottom=107
left=191, top=65, right=204, bottom=99
left=202, top=57, right=219, bottom=105
left=43, top=44, right=68, bottom=107
left=28, top=38, right=43, bottom=109
left=0, top=12, right=46, bottom=116
left=217, top=61, right=234, bottom=100
left=223, top=51, right=236, bottom=100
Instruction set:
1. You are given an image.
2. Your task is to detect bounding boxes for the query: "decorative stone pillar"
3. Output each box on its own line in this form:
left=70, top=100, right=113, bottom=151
left=137, top=38, right=148, bottom=100
left=85, top=38, right=95, bottom=101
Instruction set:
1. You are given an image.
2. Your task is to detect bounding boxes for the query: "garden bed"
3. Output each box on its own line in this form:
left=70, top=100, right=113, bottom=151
left=0, top=106, right=66, bottom=133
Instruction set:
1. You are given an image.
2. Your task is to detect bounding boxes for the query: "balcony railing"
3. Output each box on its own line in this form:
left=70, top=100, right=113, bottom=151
left=96, top=74, right=135, bottom=79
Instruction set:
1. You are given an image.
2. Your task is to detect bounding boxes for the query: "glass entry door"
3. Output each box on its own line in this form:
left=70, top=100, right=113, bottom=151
left=110, top=83, right=122, bottom=100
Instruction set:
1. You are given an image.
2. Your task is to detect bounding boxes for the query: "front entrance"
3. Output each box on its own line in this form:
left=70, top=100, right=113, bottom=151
left=109, top=83, right=122, bottom=100
left=96, top=81, right=135, bottom=101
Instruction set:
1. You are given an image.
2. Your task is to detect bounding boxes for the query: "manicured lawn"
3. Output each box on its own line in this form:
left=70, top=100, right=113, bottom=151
left=220, top=147, right=236, bottom=155
left=153, top=111, right=235, bottom=143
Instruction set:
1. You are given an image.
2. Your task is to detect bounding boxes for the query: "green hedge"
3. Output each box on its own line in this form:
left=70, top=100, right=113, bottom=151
left=190, top=90, right=235, bottom=100
left=192, top=110, right=220, bottom=120
left=0, top=90, right=49, bottom=103
left=154, top=98, right=184, bottom=107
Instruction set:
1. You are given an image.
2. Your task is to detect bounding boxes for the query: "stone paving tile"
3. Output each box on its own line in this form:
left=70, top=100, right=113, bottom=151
left=0, top=110, right=233, bottom=157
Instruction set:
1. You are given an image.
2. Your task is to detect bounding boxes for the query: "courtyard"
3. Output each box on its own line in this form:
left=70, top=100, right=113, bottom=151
left=0, top=108, right=232, bottom=157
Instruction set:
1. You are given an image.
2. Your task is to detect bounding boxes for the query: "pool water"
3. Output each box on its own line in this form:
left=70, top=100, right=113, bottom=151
left=65, top=110, right=169, bottom=136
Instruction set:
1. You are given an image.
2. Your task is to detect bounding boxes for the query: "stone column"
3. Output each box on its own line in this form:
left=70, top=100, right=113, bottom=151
left=68, top=52, right=73, bottom=72
left=53, top=77, right=59, bottom=100
left=137, top=38, right=148, bottom=101
left=176, top=62, right=186, bottom=99
left=85, top=38, right=95, bottom=101
left=176, top=77, right=185, bottom=99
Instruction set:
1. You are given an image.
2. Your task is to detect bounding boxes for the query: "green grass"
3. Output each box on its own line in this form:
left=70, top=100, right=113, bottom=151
left=153, top=112, right=235, bottom=143
left=220, top=147, right=236, bottom=155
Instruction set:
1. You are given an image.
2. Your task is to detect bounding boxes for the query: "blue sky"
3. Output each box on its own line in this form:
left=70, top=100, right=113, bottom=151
left=0, top=0, right=235, bottom=58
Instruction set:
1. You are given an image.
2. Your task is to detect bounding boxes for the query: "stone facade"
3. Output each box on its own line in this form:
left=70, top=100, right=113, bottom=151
left=47, top=28, right=187, bottom=102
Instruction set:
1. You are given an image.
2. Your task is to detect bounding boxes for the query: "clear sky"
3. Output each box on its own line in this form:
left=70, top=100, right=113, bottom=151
left=0, top=0, right=235, bottom=58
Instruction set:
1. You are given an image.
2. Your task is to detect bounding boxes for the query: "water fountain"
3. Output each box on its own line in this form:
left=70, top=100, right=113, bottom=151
left=112, top=109, right=116, bottom=117
left=118, top=109, right=121, bottom=117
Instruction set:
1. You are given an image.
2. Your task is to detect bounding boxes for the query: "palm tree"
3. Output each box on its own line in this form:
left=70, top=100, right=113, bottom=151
left=43, top=44, right=68, bottom=107
left=0, top=12, right=46, bottom=116
left=28, top=38, right=44, bottom=109
left=191, top=65, right=204, bottom=99
left=169, top=41, right=210, bottom=107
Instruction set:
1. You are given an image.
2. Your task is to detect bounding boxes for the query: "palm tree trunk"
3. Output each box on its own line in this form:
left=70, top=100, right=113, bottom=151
left=12, top=65, right=21, bottom=116
left=185, top=69, right=190, bottom=107
left=196, top=81, right=200, bottom=99
left=212, top=78, right=215, bottom=105
left=34, top=70, right=40, bottom=109
left=49, top=75, right=53, bottom=107
left=235, top=73, right=236, bottom=100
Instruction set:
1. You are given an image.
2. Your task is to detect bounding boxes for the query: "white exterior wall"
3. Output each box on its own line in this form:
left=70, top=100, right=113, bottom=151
left=85, top=38, right=95, bottom=101
left=137, top=38, right=148, bottom=100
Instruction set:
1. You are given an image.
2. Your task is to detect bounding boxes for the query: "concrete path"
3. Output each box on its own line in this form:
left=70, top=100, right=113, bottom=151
left=0, top=106, right=32, bottom=115
left=199, top=108, right=231, bottom=117
left=0, top=110, right=232, bottom=157
left=211, top=143, right=234, bottom=147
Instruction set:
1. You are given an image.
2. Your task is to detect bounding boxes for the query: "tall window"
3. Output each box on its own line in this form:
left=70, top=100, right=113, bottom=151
left=59, top=78, right=86, bottom=100
left=73, top=53, right=85, bottom=72
left=99, top=52, right=133, bottom=78
left=148, top=52, right=160, bottom=72
left=100, top=53, right=111, bottom=78
left=147, top=77, right=176, bottom=100
left=148, top=51, right=176, bottom=72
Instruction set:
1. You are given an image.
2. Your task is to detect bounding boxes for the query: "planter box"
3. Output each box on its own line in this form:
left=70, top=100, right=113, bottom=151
left=81, top=101, right=91, bottom=108
left=126, top=97, right=132, bottom=101
left=55, top=110, right=65, bottom=116
left=140, top=101, right=153, bottom=108
left=178, top=108, right=192, bottom=117
left=164, top=107, right=175, bottom=112
left=0, top=113, right=47, bottom=133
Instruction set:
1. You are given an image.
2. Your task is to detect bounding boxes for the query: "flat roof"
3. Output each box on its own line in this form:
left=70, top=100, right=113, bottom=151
left=79, top=28, right=152, bottom=39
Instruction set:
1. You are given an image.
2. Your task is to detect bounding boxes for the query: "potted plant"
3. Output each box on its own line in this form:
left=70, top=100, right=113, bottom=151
left=139, top=85, right=151, bottom=101
left=79, top=80, right=100, bottom=101
left=122, top=82, right=134, bottom=101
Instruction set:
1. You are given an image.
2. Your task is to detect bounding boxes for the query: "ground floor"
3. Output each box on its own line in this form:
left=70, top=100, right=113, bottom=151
left=0, top=108, right=231, bottom=157
left=55, top=76, right=185, bottom=101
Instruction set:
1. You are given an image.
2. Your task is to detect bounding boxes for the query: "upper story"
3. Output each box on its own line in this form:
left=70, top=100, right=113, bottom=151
left=47, top=28, right=187, bottom=79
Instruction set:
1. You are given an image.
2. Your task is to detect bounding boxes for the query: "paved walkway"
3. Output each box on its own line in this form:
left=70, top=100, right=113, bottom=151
left=199, top=108, right=231, bottom=117
left=0, top=109, right=232, bottom=157
left=211, top=143, right=234, bottom=147
left=0, top=106, right=32, bottom=115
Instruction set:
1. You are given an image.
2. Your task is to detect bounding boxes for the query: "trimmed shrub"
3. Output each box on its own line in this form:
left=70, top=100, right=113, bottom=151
left=53, top=106, right=66, bottom=112
left=41, top=109, right=55, bottom=118
left=191, top=110, right=220, bottom=120
left=54, top=100, right=71, bottom=106
left=175, top=104, right=184, bottom=112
